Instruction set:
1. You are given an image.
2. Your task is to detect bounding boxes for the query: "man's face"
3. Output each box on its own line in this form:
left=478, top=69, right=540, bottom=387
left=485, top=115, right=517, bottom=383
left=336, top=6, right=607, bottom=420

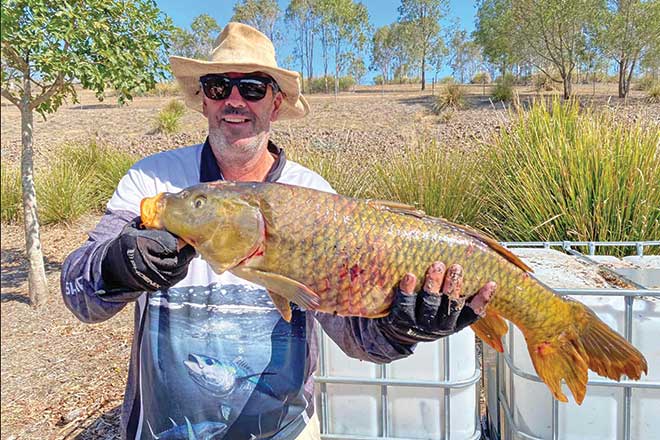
left=202, top=72, right=283, bottom=163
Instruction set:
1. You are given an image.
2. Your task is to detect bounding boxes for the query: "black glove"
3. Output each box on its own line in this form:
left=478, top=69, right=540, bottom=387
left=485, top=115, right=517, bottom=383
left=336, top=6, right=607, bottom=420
left=100, top=217, right=196, bottom=301
left=377, top=263, right=493, bottom=345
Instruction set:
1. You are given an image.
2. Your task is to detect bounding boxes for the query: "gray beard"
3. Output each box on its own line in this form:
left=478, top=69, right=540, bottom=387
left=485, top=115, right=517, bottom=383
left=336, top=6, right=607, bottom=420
left=208, top=128, right=267, bottom=166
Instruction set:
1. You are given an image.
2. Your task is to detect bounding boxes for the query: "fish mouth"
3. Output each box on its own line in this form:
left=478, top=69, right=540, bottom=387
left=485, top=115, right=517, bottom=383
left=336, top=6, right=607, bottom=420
left=140, top=193, right=165, bottom=229
left=183, top=354, right=203, bottom=374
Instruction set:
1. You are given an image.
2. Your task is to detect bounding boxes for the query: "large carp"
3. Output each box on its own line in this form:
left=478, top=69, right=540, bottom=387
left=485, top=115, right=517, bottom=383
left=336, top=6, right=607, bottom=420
left=140, top=181, right=648, bottom=404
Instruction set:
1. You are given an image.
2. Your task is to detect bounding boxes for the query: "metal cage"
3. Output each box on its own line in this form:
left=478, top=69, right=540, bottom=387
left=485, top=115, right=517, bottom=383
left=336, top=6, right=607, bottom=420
left=486, top=240, right=660, bottom=440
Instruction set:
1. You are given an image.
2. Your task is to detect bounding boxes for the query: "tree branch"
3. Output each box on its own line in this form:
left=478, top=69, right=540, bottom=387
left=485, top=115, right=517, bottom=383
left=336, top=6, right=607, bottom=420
left=1, top=87, right=20, bottom=106
left=30, top=73, right=65, bottom=110
left=1, top=42, right=30, bottom=72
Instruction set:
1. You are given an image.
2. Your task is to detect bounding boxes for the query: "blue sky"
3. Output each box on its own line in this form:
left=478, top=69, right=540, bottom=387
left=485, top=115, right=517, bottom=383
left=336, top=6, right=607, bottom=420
left=155, top=0, right=478, bottom=82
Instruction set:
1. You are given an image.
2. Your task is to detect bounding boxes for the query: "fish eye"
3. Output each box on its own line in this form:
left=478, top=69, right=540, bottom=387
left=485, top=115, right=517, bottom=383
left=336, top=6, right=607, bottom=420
left=205, top=358, right=213, bottom=366
left=193, top=195, right=207, bottom=209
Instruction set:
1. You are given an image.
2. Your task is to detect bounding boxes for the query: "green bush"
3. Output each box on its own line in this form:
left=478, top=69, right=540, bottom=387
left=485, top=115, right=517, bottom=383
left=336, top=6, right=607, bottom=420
left=154, top=99, right=186, bottom=134
left=58, top=141, right=138, bottom=208
left=438, top=76, right=456, bottom=85
left=492, top=74, right=515, bottom=102
left=433, top=84, right=467, bottom=114
left=531, top=73, right=557, bottom=92
left=287, top=146, right=373, bottom=198
left=15, top=141, right=140, bottom=225
left=132, top=81, right=180, bottom=97
left=370, top=138, right=486, bottom=225
left=36, top=159, right=98, bottom=225
left=481, top=98, right=660, bottom=253
left=305, top=76, right=356, bottom=94
left=1, top=165, right=22, bottom=224
left=647, top=82, right=660, bottom=103
left=471, top=72, right=492, bottom=84
left=636, top=75, right=657, bottom=91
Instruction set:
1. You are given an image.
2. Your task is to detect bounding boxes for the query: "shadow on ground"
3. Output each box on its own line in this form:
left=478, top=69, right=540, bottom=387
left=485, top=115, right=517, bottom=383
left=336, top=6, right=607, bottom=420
left=69, top=104, right=118, bottom=111
left=395, top=94, right=502, bottom=113
left=61, top=405, right=122, bottom=440
left=1, top=248, right=63, bottom=301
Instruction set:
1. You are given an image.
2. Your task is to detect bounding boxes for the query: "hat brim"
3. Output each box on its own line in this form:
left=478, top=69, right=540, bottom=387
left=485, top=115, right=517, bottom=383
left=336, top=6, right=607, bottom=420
left=170, top=56, right=309, bottom=120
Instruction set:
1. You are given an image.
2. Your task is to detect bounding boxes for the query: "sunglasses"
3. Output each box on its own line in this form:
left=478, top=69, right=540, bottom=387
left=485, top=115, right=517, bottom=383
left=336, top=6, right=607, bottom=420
left=199, top=74, right=280, bottom=101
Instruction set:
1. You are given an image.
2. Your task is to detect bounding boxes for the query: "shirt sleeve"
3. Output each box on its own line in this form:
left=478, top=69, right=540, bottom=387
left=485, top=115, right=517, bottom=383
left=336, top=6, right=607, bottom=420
left=60, top=165, right=151, bottom=323
left=60, top=208, right=140, bottom=323
left=314, top=313, right=416, bottom=363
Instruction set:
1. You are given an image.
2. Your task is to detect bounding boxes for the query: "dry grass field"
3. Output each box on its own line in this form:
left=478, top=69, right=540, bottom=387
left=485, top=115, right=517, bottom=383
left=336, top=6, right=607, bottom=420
left=1, top=83, right=658, bottom=439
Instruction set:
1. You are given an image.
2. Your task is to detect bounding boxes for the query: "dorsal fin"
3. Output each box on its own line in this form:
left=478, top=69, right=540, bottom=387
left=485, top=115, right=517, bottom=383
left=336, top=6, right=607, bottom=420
left=366, top=199, right=427, bottom=218
left=444, top=219, right=532, bottom=272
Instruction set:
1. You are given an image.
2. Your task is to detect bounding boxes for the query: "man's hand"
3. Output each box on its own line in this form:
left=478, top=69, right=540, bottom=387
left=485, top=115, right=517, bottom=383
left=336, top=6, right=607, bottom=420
left=99, top=217, right=196, bottom=301
left=377, top=262, right=496, bottom=345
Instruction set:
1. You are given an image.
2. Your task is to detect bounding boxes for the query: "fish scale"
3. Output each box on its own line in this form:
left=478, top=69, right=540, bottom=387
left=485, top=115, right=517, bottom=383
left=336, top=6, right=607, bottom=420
left=140, top=181, right=648, bottom=405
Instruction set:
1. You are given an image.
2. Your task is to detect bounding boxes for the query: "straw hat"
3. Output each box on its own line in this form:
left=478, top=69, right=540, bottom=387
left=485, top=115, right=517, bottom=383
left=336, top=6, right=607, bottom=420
left=170, top=22, right=309, bottom=120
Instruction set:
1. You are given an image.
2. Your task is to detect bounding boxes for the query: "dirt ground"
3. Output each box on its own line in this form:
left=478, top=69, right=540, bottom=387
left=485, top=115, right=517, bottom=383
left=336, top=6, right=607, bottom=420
left=1, top=83, right=658, bottom=440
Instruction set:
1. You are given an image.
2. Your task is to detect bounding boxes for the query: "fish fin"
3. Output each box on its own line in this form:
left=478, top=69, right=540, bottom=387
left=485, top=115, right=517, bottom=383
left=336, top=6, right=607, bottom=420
left=233, top=356, right=252, bottom=373
left=220, top=405, right=231, bottom=421
left=470, top=310, right=508, bottom=352
left=184, top=416, right=197, bottom=440
left=146, top=420, right=160, bottom=439
left=367, top=200, right=426, bottom=218
left=231, top=267, right=320, bottom=319
left=268, top=291, right=293, bottom=322
left=441, top=219, right=533, bottom=272
left=527, top=302, right=648, bottom=405
left=237, top=372, right=263, bottom=381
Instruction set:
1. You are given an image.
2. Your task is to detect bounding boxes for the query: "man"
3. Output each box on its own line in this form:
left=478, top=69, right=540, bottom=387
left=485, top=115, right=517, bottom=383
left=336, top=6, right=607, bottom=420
left=61, top=22, right=495, bottom=440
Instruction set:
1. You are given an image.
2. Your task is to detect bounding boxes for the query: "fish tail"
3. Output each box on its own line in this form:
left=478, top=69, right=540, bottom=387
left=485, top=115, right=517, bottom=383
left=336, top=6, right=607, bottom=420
left=526, top=300, right=648, bottom=404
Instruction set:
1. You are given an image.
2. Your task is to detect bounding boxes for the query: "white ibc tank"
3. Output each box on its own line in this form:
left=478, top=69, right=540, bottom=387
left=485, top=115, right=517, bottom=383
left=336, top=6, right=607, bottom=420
left=496, top=248, right=660, bottom=440
left=316, top=327, right=480, bottom=439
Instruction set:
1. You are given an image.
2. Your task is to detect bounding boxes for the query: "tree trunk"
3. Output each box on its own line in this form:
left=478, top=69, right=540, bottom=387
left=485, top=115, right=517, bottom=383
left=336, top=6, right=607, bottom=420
left=562, top=74, right=572, bottom=99
left=618, top=60, right=626, bottom=98
left=620, top=58, right=636, bottom=99
left=421, top=55, right=426, bottom=91
left=20, top=72, right=48, bottom=307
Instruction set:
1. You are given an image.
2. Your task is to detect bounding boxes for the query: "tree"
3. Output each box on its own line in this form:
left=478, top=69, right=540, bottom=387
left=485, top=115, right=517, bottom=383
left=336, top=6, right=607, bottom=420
left=285, top=0, right=319, bottom=93
left=640, top=41, right=660, bottom=80
left=448, top=28, right=481, bottom=83
left=428, top=39, right=449, bottom=86
left=231, top=0, right=281, bottom=43
left=371, top=25, right=397, bottom=88
left=397, top=0, right=448, bottom=90
left=390, top=21, right=418, bottom=82
left=317, top=0, right=334, bottom=93
left=323, top=0, right=371, bottom=96
left=348, top=55, right=367, bottom=86
left=168, top=15, right=220, bottom=59
left=170, top=26, right=197, bottom=58
left=510, top=0, right=600, bottom=98
left=190, top=14, right=221, bottom=58
left=473, top=0, right=517, bottom=76
left=594, top=0, right=660, bottom=98
left=1, top=0, right=172, bottom=306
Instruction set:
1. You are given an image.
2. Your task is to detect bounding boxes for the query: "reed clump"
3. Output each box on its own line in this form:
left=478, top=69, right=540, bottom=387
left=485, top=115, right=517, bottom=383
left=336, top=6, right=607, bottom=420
left=481, top=97, right=660, bottom=253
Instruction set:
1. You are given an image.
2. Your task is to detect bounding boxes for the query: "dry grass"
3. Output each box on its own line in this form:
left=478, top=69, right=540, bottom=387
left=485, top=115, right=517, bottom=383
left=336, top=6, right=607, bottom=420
left=1, top=82, right=658, bottom=439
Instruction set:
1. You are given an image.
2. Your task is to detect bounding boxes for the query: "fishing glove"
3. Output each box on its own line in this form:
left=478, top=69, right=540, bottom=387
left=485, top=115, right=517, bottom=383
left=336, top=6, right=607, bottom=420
left=99, top=217, right=196, bottom=301
left=377, top=263, right=493, bottom=345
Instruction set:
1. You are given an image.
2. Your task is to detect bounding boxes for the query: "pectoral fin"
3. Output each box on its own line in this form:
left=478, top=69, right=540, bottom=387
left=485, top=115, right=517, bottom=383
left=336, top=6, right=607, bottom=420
left=268, top=291, right=293, bottom=322
left=231, top=267, right=320, bottom=320
left=470, top=309, right=509, bottom=352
